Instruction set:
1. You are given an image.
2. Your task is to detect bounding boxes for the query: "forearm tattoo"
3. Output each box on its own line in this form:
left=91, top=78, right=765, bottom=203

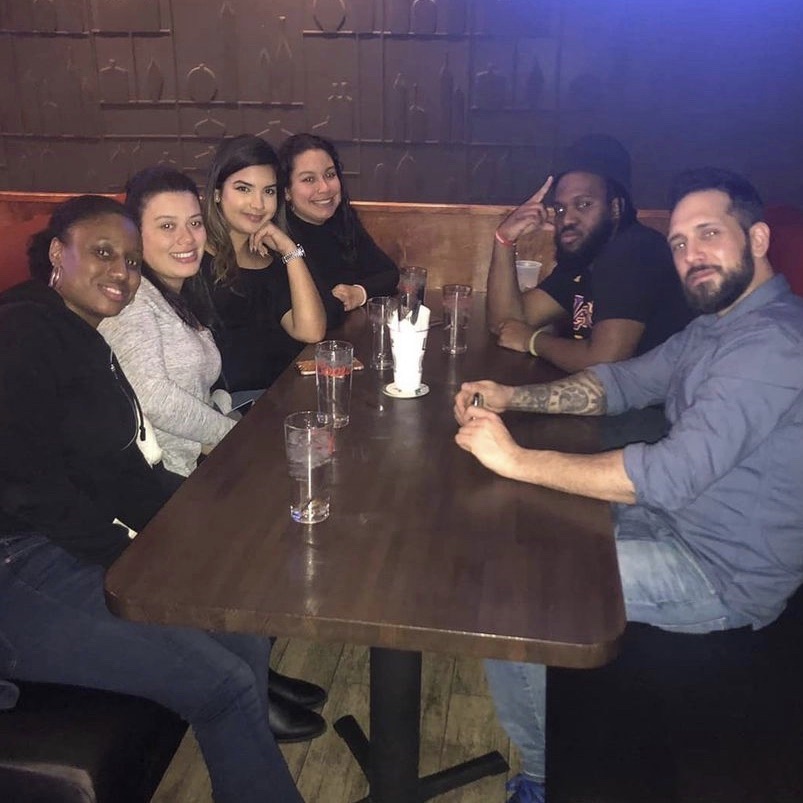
left=509, top=371, right=607, bottom=416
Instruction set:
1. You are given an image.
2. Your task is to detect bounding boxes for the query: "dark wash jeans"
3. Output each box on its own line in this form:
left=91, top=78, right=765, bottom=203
left=0, top=533, right=302, bottom=803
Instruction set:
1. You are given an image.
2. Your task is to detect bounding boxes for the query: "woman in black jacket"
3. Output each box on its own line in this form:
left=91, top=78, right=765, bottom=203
left=0, top=196, right=302, bottom=803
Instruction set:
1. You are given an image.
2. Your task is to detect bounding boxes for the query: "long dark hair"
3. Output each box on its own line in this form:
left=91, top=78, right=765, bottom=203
left=276, top=133, right=365, bottom=265
left=27, top=195, right=135, bottom=283
left=124, top=166, right=214, bottom=329
left=203, top=134, right=280, bottom=286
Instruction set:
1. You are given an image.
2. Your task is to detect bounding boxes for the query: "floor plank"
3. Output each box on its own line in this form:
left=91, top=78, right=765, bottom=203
left=152, top=638, right=515, bottom=802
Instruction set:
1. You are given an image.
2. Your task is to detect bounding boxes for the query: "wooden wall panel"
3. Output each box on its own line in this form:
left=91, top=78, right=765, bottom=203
left=0, top=0, right=801, bottom=207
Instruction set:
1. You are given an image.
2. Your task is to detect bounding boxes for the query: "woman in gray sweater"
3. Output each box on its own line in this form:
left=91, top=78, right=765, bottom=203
left=100, top=167, right=234, bottom=477
left=100, top=166, right=328, bottom=742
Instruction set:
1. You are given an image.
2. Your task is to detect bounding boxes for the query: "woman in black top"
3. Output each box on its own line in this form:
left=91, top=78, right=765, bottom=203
left=0, top=196, right=302, bottom=803
left=197, top=137, right=330, bottom=734
left=198, top=135, right=325, bottom=395
left=275, top=133, right=400, bottom=329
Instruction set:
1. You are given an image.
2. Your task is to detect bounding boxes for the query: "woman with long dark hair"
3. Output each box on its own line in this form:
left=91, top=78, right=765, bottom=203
left=99, top=166, right=235, bottom=477
left=0, top=195, right=303, bottom=803
left=201, top=135, right=325, bottom=397
left=275, top=133, right=399, bottom=328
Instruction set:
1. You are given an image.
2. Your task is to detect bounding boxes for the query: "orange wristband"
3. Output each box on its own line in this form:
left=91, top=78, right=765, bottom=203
left=494, top=229, right=516, bottom=248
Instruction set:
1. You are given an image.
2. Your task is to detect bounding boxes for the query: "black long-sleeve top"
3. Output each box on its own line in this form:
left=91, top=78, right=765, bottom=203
left=0, top=281, right=176, bottom=567
left=286, top=207, right=399, bottom=329
left=198, top=252, right=302, bottom=392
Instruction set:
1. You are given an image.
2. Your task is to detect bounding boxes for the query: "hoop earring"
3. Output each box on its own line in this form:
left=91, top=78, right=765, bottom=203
left=48, top=263, right=62, bottom=288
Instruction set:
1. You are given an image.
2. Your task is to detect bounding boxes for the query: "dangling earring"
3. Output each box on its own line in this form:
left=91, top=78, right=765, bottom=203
left=48, top=262, right=62, bottom=288
left=214, top=190, right=221, bottom=203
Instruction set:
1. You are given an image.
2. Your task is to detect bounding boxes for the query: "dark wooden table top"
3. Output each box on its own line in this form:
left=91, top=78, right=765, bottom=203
left=105, top=295, right=625, bottom=669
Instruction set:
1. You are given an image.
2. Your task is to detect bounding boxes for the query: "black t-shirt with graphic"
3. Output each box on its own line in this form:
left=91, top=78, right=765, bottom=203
left=538, top=221, right=693, bottom=354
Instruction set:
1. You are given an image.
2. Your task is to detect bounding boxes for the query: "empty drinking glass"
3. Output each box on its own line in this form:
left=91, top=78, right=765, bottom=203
left=367, top=296, right=394, bottom=370
left=442, top=284, right=472, bottom=354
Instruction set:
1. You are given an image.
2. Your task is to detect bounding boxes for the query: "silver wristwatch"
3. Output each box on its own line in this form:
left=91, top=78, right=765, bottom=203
left=281, top=244, right=306, bottom=264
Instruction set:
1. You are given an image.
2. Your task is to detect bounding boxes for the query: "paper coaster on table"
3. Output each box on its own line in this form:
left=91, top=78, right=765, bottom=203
left=383, top=382, right=430, bottom=399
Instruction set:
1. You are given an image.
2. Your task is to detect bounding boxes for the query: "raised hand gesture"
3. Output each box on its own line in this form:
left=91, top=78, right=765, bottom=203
left=496, top=176, right=555, bottom=245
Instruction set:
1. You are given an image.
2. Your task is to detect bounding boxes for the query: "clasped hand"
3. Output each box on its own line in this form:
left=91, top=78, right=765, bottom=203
left=332, top=283, right=364, bottom=312
left=453, top=381, right=522, bottom=480
left=496, top=319, right=536, bottom=353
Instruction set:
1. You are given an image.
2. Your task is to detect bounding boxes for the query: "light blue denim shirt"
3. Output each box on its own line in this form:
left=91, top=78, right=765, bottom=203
left=593, top=275, right=803, bottom=628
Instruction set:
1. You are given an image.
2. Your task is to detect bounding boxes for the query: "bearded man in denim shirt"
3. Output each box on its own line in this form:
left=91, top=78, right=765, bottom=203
left=453, top=167, right=803, bottom=803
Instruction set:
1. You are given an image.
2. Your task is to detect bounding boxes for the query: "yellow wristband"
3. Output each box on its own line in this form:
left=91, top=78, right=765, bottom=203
left=528, top=326, right=548, bottom=357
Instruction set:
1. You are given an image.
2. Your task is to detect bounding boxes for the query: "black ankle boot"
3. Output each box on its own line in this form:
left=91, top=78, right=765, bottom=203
left=268, top=692, right=326, bottom=743
left=269, top=668, right=327, bottom=709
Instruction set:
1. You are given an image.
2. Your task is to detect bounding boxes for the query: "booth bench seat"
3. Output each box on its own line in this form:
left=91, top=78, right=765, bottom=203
left=546, top=583, right=803, bottom=802
left=0, top=191, right=675, bottom=294
left=0, top=680, right=186, bottom=803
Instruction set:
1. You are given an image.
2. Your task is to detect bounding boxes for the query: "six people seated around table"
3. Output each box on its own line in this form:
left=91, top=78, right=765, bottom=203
left=455, top=168, right=803, bottom=803
left=5, top=136, right=792, bottom=803
left=0, top=195, right=304, bottom=803
left=486, top=134, right=694, bottom=373
left=272, top=133, right=400, bottom=329
left=97, top=166, right=328, bottom=743
left=198, top=134, right=326, bottom=403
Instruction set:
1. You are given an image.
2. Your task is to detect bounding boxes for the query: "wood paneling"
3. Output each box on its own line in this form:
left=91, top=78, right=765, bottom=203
left=0, top=190, right=669, bottom=292
left=1, top=1, right=801, bottom=206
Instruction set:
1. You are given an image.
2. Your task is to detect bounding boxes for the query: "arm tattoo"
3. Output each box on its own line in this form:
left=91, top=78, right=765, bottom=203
left=509, top=370, right=607, bottom=416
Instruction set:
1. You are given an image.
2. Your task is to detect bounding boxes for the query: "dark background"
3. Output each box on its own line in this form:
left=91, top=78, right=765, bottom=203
left=1, top=0, right=801, bottom=208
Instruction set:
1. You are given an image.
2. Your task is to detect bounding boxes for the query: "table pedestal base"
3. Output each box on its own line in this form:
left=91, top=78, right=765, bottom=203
left=334, top=647, right=509, bottom=803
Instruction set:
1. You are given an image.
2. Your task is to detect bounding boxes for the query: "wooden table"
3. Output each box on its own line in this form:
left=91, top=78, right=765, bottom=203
left=105, top=295, right=625, bottom=802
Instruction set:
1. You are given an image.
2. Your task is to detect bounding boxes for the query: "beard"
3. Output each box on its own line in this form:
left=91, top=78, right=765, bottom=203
left=683, top=244, right=755, bottom=315
left=555, top=214, right=616, bottom=272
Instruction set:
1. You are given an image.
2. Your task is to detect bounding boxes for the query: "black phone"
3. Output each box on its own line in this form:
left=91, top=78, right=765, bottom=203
left=232, top=399, right=255, bottom=416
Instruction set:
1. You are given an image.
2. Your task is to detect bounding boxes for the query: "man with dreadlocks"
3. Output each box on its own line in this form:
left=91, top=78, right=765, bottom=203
left=487, top=134, right=692, bottom=373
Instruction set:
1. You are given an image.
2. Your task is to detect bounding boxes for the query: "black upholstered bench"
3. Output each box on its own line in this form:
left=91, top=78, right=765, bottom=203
left=546, top=585, right=803, bottom=803
left=0, top=680, right=187, bottom=803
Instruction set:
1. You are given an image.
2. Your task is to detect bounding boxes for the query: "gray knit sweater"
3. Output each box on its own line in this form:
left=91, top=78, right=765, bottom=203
left=99, top=277, right=235, bottom=476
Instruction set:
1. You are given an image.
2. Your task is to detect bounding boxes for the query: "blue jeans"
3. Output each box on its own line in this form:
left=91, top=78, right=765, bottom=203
left=0, top=533, right=302, bottom=803
left=484, top=516, right=744, bottom=782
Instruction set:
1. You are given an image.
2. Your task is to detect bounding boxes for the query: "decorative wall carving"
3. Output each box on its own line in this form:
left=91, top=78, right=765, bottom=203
left=0, top=0, right=801, bottom=206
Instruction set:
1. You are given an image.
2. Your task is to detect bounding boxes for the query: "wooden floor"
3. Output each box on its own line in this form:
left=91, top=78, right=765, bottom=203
left=152, top=637, right=520, bottom=802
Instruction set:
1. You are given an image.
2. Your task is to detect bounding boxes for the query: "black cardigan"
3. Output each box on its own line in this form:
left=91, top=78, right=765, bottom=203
left=0, top=281, right=177, bottom=567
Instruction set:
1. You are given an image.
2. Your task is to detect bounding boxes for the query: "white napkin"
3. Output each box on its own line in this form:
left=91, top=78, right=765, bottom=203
left=389, top=304, right=430, bottom=391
